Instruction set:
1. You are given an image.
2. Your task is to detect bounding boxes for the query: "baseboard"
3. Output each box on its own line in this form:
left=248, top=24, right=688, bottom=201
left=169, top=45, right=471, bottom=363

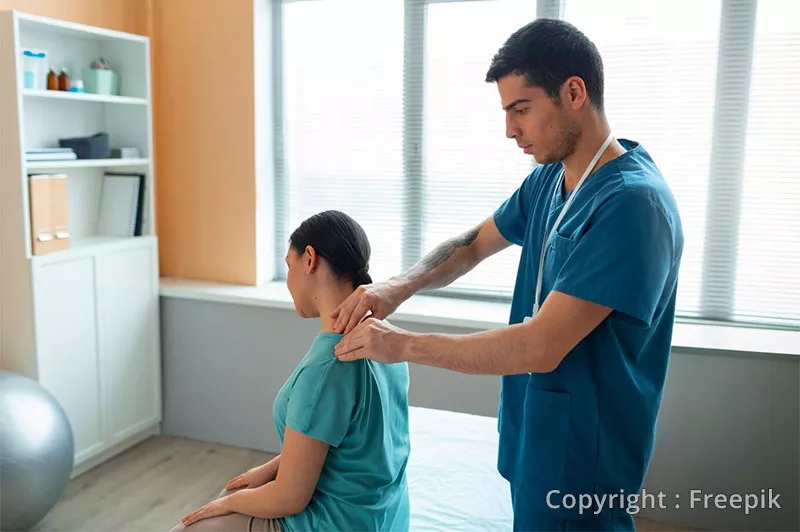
left=71, top=422, right=161, bottom=478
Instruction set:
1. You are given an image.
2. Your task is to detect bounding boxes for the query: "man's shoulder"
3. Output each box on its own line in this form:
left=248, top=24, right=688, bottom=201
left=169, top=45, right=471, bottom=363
left=599, top=146, right=679, bottom=218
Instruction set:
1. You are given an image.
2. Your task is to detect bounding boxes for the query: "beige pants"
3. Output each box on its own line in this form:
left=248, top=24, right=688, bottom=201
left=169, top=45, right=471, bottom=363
left=169, top=488, right=282, bottom=532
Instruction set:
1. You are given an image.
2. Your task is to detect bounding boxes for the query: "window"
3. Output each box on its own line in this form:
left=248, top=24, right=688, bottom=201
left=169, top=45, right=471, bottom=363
left=734, top=0, right=800, bottom=325
left=277, top=0, right=405, bottom=284
left=422, top=0, right=537, bottom=298
left=562, top=0, right=721, bottom=318
left=274, top=0, right=800, bottom=327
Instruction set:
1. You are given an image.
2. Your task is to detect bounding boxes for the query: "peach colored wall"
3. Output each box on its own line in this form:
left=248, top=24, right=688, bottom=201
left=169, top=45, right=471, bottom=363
left=152, top=0, right=257, bottom=284
left=2, top=0, right=258, bottom=284
left=0, top=0, right=145, bottom=34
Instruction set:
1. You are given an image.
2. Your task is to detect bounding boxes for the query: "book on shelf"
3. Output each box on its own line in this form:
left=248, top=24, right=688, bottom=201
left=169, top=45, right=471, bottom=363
left=25, top=148, right=77, bottom=161
left=97, top=172, right=145, bottom=238
left=26, top=148, right=75, bottom=153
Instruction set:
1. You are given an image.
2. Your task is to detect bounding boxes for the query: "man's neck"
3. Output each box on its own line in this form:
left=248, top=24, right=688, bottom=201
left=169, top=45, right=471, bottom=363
left=561, top=122, right=626, bottom=193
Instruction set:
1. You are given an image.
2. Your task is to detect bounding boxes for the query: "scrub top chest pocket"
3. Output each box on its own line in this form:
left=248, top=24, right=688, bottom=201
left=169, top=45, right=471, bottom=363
left=541, top=232, right=577, bottom=299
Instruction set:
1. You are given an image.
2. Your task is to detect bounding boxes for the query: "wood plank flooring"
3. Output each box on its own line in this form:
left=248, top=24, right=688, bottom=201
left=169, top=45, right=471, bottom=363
left=31, top=435, right=700, bottom=531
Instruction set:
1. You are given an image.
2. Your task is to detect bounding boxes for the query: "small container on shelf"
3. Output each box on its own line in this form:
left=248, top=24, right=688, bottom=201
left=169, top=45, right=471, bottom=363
left=47, top=68, right=58, bottom=91
left=58, top=68, right=70, bottom=91
left=84, top=57, right=119, bottom=96
left=110, top=147, right=141, bottom=159
left=58, top=133, right=111, bottom=159
left=21, top=49, right=47, bottom=90
left=83, top=69, right=119, bottom=95
left=68, top=79, right=86, bottom=93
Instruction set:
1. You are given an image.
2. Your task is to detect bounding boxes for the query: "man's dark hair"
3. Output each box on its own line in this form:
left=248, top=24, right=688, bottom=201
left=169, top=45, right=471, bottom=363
left=486, top=18, right=605, bottom=112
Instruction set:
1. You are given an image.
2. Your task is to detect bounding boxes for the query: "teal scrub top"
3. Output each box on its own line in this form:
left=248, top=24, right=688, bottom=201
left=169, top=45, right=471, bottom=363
left=273, top=332, right=411, bottom=531
left=493, top=139, right=684, bottom=519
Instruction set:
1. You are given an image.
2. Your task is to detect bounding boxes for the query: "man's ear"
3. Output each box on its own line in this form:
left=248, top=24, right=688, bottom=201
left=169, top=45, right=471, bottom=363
left=562, top=76, right=588, bottom=110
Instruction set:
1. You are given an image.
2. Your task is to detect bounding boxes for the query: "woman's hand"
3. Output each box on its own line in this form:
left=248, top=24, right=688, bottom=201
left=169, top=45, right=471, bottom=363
left=225, top=462, right=277, bottom=491
left=182, top=496, right=233, bottom=527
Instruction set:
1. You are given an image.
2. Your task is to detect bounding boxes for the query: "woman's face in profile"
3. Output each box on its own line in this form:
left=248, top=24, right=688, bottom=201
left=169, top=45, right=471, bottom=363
left=285, top=246, right=318, bottom=318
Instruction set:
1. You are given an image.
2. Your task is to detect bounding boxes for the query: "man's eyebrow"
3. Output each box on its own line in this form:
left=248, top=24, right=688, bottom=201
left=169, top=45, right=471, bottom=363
left=503, top=98, right=531, bottom=111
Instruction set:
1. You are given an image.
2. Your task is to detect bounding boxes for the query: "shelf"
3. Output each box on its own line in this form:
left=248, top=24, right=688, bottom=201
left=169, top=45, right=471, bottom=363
left=31, top=235, right=156, bottom=264
left=22, top=89, right=148, bottom=106
left=26, top=158, right=150, bottom=170
left=17, top=12, right=149, bottom=44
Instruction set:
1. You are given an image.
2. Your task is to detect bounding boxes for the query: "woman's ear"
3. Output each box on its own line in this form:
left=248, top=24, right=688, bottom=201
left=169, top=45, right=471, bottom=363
left=304, top=245, right=319, bottom=275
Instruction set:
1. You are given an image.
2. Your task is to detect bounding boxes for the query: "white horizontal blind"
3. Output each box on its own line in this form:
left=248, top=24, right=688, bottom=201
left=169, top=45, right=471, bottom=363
left=563, top=0, right=721, bottom=319
left=275, top=0, right=800, bottom=326
left=277, top=0, right=405, bottom=283
left=734, top=0, right=800, bottom=325
left=563, top=0, right=800, bottom=325
left=422, top=0, right=536, bottom=298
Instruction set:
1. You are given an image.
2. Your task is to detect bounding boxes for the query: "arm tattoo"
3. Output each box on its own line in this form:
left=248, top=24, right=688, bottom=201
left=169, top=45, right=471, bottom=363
left=403, top=225, right=482, bottom=282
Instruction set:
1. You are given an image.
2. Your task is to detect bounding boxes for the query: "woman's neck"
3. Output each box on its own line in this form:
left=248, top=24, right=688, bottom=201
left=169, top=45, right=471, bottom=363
left=316, top=283, right=355, bottom=333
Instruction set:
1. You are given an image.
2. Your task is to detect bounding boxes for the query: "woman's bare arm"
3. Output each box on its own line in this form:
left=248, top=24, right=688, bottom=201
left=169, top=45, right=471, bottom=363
left=223, top=428, right=328, bottom=518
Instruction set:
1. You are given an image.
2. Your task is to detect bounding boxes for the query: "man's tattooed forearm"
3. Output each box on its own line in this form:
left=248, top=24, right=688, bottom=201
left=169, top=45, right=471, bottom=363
left=403, top=226, right=481, bottom=282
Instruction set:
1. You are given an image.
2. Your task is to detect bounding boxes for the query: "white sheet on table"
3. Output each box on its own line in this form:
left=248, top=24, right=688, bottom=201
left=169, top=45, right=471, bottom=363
left=407, top=406, right=513, bottom=531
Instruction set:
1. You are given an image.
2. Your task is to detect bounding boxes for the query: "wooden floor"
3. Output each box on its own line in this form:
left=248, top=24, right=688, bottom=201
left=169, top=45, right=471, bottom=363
left=34, top=436, right=275, bottom=531
left=33, top=435, right=699, bottom=531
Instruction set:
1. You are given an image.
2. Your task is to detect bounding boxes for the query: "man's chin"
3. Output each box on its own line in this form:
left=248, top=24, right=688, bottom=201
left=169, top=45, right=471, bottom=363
left=533, top=154, right=556, bottom=165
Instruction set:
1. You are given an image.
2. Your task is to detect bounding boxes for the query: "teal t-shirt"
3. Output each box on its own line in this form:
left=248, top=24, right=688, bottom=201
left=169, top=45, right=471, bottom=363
left=273, top=332, right=411, bottom=532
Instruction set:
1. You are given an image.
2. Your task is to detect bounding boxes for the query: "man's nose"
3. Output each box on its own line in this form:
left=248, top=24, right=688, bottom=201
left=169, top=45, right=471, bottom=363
left=505, top=114, right=519, bottom=139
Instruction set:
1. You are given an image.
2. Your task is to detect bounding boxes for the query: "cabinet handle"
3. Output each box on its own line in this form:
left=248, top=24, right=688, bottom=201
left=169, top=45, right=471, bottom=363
left=55, top=231, right=70, bottom=239
left=36, top=232, right=53, bottom=242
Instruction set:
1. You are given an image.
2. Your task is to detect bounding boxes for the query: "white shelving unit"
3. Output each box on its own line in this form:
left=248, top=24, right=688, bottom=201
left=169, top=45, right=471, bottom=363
left=23, top=88, right=149, bottom=105
left=0, top=11, right=162, bottom=477
left=26, top=157, right=150, bottom=169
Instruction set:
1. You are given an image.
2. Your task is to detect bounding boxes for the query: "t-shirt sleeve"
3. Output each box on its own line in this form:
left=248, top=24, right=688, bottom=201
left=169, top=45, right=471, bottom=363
left=552, top=191, right=676, bottom=327
left=493, top=170, right=538, bottom=246
left=285, top=359, right=360, bottom=447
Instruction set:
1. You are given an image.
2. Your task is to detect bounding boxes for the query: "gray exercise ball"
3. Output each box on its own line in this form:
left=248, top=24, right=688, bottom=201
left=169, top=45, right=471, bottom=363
left=0, top=370, right=74, bottom=531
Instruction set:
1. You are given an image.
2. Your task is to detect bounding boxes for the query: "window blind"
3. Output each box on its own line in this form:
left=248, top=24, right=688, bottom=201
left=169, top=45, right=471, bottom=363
left=274, top=0, right=800, bottom=326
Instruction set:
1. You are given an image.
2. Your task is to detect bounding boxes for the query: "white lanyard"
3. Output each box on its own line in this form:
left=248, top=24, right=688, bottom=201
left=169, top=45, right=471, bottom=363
left=527, top=132, right=614, bottom=321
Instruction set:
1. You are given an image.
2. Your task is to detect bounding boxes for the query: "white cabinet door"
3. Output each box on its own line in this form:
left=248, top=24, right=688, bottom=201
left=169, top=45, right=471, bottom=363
left=32, top=256, right=104, bottom=464
left=96, top=239, right=161, bottom=443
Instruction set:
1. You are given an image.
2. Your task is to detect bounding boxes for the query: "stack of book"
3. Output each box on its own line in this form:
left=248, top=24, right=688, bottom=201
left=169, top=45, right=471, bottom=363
left=25, top=148, right=77, bottom=162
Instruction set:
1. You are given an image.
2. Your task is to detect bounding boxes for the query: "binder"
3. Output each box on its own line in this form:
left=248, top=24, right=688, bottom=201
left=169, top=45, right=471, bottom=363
left=97, top=173, right=145, bottom=237
left=28, top=175, right=53, bottom=255
left=49, top=174, right=70, bottom=251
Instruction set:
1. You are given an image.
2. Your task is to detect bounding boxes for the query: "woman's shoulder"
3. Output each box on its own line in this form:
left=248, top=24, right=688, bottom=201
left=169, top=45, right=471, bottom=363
left=298, top=334, right=366, bottom=378
left=296, top=333, right=411, bottom=391
left=288, top=340, right=367, bottom=406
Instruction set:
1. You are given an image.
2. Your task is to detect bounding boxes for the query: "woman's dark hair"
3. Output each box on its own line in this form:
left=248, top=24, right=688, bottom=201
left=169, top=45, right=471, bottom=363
left=289, top=210, right=373, bottom=288
left=485, top=18, right=605, bottom=112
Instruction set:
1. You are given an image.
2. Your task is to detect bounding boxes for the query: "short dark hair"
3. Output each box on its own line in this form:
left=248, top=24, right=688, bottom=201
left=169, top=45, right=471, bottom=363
left=289, top=210, right=373, bottom=288
left=485, top=18, right=604, bottom=112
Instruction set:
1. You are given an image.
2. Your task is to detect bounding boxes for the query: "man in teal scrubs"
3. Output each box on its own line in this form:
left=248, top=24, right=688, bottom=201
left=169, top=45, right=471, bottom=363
left=333, top=18, right=683, bottom=531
